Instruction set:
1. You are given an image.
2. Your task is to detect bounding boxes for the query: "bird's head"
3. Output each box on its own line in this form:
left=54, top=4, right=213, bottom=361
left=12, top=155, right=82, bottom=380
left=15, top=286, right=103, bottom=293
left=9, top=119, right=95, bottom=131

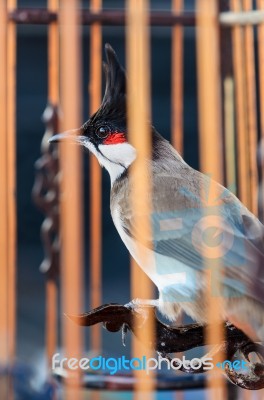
left=49, top=43, right=136, bottom=184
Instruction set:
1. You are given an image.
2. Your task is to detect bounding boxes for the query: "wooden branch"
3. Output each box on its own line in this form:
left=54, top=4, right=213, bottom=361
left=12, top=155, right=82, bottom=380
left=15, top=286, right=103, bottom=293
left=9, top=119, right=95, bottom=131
left=67, top=303, right=264, bottom=390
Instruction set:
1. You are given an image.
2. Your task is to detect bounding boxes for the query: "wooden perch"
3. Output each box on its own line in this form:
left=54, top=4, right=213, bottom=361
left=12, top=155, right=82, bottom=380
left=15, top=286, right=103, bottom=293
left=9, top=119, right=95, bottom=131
left=67, top=303, right=264, bottom=390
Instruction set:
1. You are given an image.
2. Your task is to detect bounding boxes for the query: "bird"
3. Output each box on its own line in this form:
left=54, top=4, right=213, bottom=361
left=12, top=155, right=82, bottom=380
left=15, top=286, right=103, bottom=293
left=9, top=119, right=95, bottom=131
left=50, top=43, right=264, bottom=340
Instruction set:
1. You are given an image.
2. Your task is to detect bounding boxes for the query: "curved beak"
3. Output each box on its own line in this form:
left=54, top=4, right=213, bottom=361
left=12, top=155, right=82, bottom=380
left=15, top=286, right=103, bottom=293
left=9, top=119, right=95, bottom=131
left=49, top=128, right=83, bottom=144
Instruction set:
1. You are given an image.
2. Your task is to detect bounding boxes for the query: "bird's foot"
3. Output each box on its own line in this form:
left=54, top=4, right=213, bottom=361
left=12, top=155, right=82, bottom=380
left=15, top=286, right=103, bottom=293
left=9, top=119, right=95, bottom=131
left=121, top=300, right=158, bottom=347
left=124, top=298, right=159, bottom=328
left=124, top=298, right=159, bottom=310
left=121, top=324, right=129, bottom=347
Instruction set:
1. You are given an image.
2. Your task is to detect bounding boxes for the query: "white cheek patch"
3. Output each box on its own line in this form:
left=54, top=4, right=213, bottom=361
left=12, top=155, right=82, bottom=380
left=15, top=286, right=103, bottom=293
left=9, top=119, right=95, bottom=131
left=98, top=143, right=137, bottom=184
left=82, top=138, right=136, bottom=184
left=99, top=143, right=136, bottom=168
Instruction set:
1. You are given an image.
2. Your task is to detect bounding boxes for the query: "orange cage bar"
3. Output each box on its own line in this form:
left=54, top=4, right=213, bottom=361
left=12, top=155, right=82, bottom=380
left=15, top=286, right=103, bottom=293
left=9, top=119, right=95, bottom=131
left=45, top=0, right=59, bottom=367
left=196, top=0, right=226, bottom=398
left=59, top=0, right=84, bottom=396
left=171, top=0, right=184, bottom=155
left=89, top=0, right=103, bottom=357
left=127, top=0, right=155, bottom=397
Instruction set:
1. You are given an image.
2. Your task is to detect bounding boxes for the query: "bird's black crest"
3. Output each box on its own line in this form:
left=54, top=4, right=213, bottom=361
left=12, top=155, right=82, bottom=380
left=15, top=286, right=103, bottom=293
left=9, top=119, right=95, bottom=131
left=90, top=44, right=126, bottom=126
left=102, top=43, right=126, bottom=104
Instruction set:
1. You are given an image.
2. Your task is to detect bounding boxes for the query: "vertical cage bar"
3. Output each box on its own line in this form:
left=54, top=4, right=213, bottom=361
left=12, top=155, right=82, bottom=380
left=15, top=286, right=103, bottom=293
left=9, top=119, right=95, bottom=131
left=126, top=0, right=155, bottom=397
left=231, top=0, right=251, bottom=208
left=46, top=0, right=59, bottom=366
left=257, top=0, right=264, bottom=220
left=171, top=0, right=184, bottom=154
left=7, top=0, right=17, bottom=366
left=224, top=77, right=236, bottom=193
left=0, top=3, right=9, bottom=398
left=0, top=0, right=16, bottom=397
left=196, top=0, right=226, bottom=398
left=196, top=1, right=223, bottom=184
left=46, top=278, right=57, bottom=366
left=89, top=0, right=102, bottom=355
left=242, top=0, right=258, bottom=215
left=48, top=0, right=59, bottom=106
left=171, top=8, right=184, bottom=400
left=220, top=1, right=237, bottom=195
left=0, top=0, right=8, bottom=366
left=59, top=0, right=83, bottom=395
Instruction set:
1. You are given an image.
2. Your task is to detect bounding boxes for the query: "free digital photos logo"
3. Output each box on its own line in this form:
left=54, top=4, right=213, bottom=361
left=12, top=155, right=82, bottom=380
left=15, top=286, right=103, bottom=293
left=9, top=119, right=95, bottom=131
left=52, top=354, right=248, bottom=375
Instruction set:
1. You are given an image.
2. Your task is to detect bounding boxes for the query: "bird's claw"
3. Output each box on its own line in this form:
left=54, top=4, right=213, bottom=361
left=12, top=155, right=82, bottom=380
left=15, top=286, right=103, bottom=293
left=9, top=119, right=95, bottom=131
left=124, top=298, right=158, bottom=310
left=122, top=324, right=128, bottom=347
left=124, top=298, right=143, bottom=310
left=124, top=299, right=157, bottom=328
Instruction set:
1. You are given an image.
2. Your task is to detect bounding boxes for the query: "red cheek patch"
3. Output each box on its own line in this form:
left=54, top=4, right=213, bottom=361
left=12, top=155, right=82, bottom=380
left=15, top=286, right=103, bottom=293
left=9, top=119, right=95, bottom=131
left=103, top=133, right=127, bottom=145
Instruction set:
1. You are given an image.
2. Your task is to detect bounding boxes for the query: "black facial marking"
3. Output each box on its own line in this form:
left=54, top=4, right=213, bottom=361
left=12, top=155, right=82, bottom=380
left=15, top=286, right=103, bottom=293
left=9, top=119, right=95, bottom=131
left=82, top=119, right=126, bottom=147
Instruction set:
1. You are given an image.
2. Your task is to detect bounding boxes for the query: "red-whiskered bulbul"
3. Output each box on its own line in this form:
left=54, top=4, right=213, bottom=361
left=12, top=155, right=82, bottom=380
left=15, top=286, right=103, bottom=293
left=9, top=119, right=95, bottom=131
left=50, top=44, right=264, bottom=340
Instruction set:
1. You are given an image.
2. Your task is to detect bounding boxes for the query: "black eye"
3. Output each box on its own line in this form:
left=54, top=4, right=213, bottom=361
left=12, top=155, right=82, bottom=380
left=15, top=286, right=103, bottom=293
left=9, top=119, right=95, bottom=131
left=96, top=125, right=110, bottom=139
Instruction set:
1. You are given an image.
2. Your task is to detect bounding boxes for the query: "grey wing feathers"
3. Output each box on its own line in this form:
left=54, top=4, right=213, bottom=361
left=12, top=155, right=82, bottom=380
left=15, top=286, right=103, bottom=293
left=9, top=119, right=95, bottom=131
left=118, top=169, right=264, bottom=304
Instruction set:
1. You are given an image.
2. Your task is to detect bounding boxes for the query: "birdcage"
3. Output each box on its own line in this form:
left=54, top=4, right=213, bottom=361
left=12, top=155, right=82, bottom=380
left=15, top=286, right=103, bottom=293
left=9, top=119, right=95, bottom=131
left=1, top=1, right=264, bottom=399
